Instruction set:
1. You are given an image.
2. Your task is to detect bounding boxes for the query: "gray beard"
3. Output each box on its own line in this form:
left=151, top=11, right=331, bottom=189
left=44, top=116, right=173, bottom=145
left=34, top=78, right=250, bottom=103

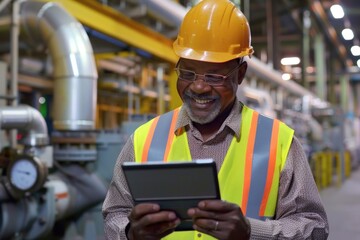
left=183, top=100, right=221, bottom=124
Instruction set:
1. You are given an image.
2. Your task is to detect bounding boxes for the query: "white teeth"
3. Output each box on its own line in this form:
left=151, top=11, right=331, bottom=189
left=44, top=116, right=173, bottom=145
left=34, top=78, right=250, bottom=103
left=195, top=98, right=211, bottom=104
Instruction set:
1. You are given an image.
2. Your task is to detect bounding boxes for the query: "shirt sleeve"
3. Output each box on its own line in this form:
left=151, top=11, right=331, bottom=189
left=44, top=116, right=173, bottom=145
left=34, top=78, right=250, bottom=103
left=249, top=136, right=329, bottom=239
left=102, top=135, right=135, bottom=240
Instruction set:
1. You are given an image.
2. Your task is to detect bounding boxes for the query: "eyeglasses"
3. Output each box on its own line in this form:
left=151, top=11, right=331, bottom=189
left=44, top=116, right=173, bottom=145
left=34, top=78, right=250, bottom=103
left=174, top=63, right=240, bottom=86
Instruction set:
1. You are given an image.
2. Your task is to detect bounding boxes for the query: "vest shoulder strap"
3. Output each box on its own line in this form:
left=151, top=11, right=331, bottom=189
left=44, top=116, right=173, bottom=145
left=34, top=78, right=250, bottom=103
left=134, top=108, right=181, bottom=162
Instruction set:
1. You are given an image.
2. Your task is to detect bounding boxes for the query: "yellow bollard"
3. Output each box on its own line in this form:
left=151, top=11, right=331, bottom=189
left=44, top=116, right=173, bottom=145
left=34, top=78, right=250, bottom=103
left=321, top=152, right=327, bottom=188
left=334, top=152, right=342, bottom=187
left=315, top=152, right=324, bottom=189
left=344, top=151, right=351, bottom=178
left=325, top=151, right=333, bottom=186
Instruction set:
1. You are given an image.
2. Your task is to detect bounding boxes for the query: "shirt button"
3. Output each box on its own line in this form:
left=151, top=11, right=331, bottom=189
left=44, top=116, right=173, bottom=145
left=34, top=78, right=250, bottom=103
left=197, top=233, right=202, bottom=238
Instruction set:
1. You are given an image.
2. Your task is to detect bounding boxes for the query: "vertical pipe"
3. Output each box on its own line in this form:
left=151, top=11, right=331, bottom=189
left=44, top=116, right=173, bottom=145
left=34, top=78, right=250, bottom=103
left=157, top=65, right=165, bottom=115
left=266, top=0, right=280, bottom=70
left=0, top=62, right=7, bottom=106
left=9, top=0, right=21, bottom=147
left=355, top=84, right=360, bottom=116
left=134, top=96, right=140, bottom=115
left=266, top=0, right=273, bottom=68
left=20, top=1, right=98, bottom=131
left=128, top=77, right=134, bottom=120
left=0, top=62, right=7, bottom=149
left=240, top=0, right=250, bottom=19
left=340, top=74, right=349, bottom=112
left=314, top=33, right=327, bottom=100
left=301, top=10, right=311, bottom=89
left=328, top=53, right=336, bottom=104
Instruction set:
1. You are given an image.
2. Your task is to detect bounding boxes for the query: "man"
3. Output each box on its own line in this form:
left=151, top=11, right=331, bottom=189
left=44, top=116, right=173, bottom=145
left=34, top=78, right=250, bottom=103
left=102, top=0, right=329, bottom=239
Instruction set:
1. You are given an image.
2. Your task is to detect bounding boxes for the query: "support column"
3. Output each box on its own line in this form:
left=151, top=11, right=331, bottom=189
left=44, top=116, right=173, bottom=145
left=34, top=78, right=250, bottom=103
left=266, top=0, right=280, bottom=69
left=355, top=84, right=360, bottom=116
left=314, top=33, right=327, bottom=100
left=240, top=0, right=250, bottom=20
left=301, top=10, right=311, bottom=89
left=340, top=74, right=350, bottom=113
left=328, top=53, right=336, bottom=104
left=156, top=65, right=165, bottom=115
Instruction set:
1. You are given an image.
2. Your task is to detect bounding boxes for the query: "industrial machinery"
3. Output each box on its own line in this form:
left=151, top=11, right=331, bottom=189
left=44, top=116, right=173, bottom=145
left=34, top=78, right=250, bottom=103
left=0, top=1, right=114, bottom=239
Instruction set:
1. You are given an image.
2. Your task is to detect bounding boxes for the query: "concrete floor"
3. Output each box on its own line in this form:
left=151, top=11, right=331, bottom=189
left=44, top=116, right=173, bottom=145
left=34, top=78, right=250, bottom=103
left=320, top=166, right=360, bottom=240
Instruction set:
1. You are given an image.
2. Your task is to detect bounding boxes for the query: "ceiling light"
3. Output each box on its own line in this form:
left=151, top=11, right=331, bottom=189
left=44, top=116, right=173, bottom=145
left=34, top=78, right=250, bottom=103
left=330, top=4, right=344, bottom=19
left=282, top=73, right=291, bottom=81
left=351, top=46, right=360, bottom=56
left=281, top=57, right=300, bottom=66
left=342, top=28, right=354, bottom=40
left=357, top=59, right=360, bottom=68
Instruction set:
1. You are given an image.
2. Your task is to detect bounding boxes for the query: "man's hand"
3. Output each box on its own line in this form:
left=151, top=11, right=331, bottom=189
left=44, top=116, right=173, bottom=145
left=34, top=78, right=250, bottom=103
left=188, top=200, right=251, bottom=240
left=127, top=203, right=181, bottom=240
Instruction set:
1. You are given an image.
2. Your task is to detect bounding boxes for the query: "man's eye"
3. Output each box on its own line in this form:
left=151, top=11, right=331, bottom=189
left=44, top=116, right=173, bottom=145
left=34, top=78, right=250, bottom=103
left=180, top=70, right=195, bottom=79
left=205, top=74, right=223, bottom=82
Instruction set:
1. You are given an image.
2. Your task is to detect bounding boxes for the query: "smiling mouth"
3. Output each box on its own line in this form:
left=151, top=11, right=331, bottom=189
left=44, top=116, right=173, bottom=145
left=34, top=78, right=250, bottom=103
left=193, top=98, right=212, bottom=104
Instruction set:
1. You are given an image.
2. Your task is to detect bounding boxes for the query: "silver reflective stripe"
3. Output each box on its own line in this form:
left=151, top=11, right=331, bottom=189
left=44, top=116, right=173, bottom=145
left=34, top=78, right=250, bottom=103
left=147, top=111, right=174, bottom=161
left=246, top=114, right=274, bottom=219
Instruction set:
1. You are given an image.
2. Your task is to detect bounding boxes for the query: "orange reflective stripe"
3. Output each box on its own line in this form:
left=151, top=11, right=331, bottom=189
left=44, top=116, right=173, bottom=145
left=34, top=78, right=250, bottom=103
left=141, top=117, right=159, bottom=162
left=241, top=111, right=258, bottom=215
left=164, top=108, right=180, bottom=162
left=259, top=119, right=279, bottom=215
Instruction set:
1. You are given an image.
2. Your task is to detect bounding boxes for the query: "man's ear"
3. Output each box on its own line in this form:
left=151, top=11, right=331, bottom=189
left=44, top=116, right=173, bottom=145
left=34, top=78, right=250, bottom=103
left=237, top=61, right=248, bottom=85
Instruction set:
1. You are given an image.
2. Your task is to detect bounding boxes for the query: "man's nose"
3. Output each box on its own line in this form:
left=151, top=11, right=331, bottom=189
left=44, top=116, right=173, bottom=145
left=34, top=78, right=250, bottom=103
left=190, top=75, right=212, bottom=92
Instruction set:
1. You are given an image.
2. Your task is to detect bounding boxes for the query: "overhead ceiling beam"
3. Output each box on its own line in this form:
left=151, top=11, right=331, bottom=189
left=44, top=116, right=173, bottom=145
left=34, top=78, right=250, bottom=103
left=43, top=0, right=178, bottom=64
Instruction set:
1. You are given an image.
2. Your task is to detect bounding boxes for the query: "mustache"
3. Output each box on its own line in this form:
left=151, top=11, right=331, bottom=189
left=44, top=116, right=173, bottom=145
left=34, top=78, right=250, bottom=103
left=184, top=90, right=218, bottom=101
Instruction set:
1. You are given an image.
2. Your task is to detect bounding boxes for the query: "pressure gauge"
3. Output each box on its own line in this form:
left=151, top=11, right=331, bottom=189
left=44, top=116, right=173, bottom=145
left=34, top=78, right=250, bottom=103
left=7, top=155, right=48, bottom=194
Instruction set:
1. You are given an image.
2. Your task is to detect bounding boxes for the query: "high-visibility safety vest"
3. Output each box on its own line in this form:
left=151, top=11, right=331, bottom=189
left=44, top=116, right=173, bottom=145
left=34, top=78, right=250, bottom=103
left=133, top=105, right=294, bottom=240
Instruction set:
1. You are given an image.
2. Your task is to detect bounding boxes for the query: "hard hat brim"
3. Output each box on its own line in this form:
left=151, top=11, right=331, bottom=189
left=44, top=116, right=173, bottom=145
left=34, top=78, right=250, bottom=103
left=173, top=43, right=254, bottom=63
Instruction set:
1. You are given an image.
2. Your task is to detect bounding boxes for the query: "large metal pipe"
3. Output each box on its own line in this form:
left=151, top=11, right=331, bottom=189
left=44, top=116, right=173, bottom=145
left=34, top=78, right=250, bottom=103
left=0, top=196, right=39, bottom=239
left=0, top=164, right=107, bottom=239
left=49, top=164, right=108, bottom=220
left=20, top=1, right=97, bottom=131
left=246, top=57, right=316, bottom=98
left=0, top=185, right=56, bottom=240
left=0, top=183, right=10, bottom=201
left=0, top=105, right=48, bottom=146
left=140, top=0, right=188, bottom=28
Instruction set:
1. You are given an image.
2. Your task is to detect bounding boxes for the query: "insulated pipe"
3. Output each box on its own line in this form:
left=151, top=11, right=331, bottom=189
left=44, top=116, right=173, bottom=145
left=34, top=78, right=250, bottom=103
left=0, top=183, right=10, bottom=201
left=140, top=0, right=187, bottom=30
left=9, top=0, right=21, bottom=148
left=0, top=105, right=48, bottom=146
left=0, top=197, right=39, bottom=239
left=0, top=186, right=56, bottom=240
left=246, top=57, right=316, bottom=98
left=20, top=1, right=97, bottom=131
left=49, top=164, right=107, bottom=220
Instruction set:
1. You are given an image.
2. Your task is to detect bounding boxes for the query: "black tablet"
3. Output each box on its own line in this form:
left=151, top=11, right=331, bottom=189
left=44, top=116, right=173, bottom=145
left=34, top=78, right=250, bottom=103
left=121, top=159, right=221, bottom=231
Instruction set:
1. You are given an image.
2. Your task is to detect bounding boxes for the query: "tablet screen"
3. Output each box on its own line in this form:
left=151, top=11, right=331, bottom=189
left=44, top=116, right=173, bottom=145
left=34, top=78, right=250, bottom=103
left=122, top=159, right=221, bottom=231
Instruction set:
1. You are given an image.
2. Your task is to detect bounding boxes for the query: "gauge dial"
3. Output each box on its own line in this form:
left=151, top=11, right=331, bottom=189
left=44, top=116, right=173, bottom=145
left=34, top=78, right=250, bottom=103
left=7, top=155, right=48, bottom=194
left=10, top=158, right=38, bottom=190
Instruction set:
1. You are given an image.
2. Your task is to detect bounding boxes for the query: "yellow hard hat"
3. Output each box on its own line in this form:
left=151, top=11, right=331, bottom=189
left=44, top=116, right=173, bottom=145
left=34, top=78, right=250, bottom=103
left=173, top=0, right=254, bottom=63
